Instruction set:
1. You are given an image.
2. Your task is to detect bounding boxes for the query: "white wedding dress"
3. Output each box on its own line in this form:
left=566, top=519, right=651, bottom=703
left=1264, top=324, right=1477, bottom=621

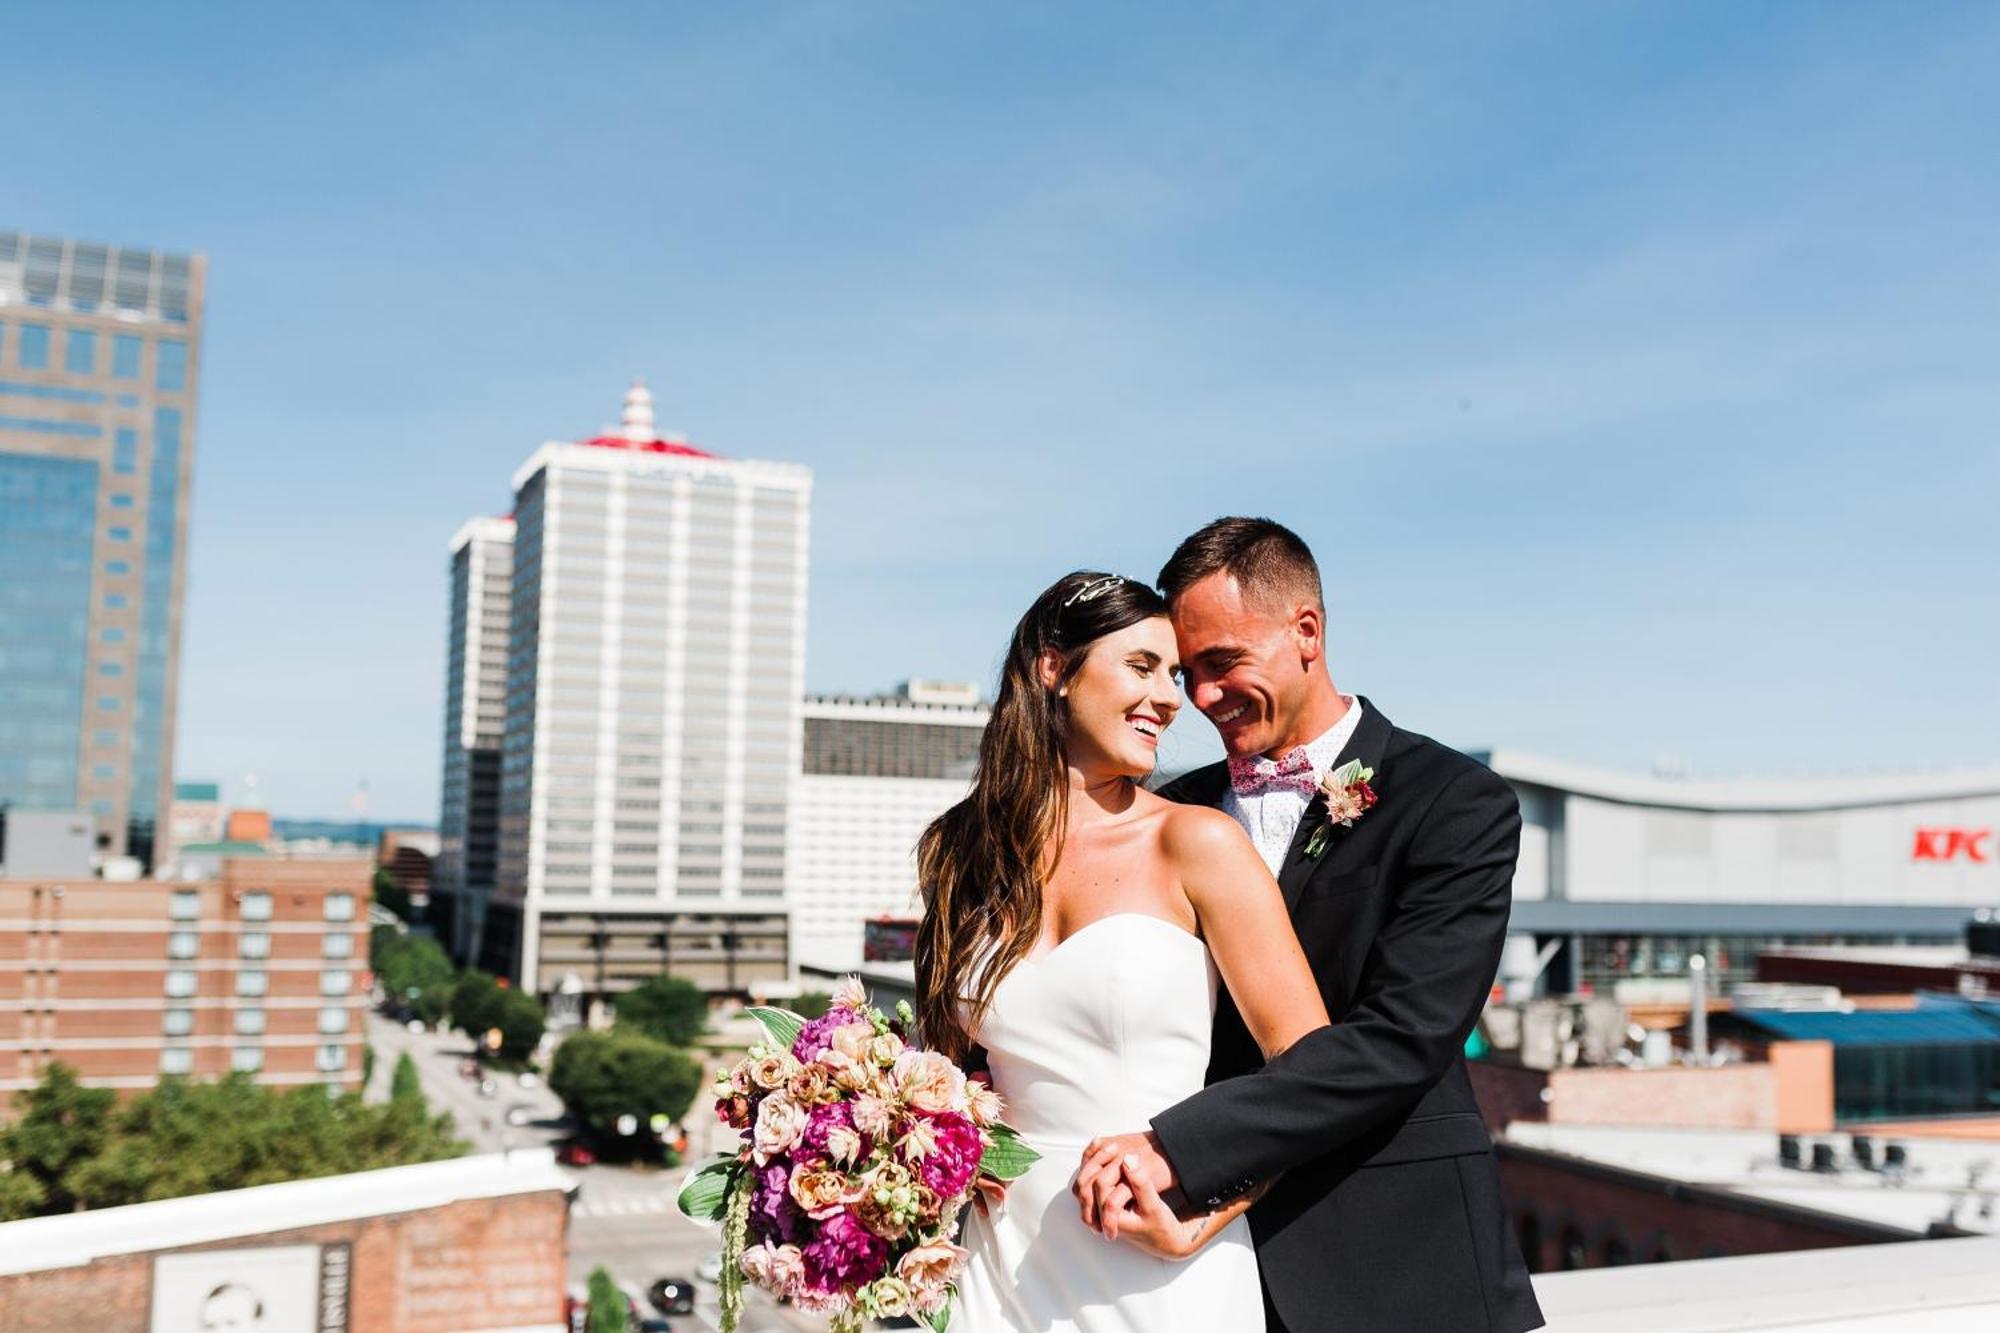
left=951, top=914, right=1265, bottom=1332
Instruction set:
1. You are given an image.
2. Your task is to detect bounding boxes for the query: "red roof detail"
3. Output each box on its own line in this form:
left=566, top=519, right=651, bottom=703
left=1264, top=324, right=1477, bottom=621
left=580, top=435, right=718, bottom=459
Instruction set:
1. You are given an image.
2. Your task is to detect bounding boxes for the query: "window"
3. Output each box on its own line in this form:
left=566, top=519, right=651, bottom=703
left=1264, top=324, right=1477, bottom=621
left=167, top=930, right=198, bottom=959
left=320, top=970, right=351, bottom=996
left=104, top=560, right=131, bottom=575
left=107, top=526, right=132, bottom=541
left=234, top=1008, right=266, bottom=1036
left=65, top=329, right=97, bottom=374
left=232, top=1047, right=264, bottom=1073
left=321, top=932, right=354, bottom=959
left=101, top=628, right=127, bottom=644
left=324, top=893, right=355, bottom=922
left=90, top=763, right=117, bottom=780
left=112, top=334, right=142, bottom=379
left=315, top=1044, right=347, bottom=1072
left=98, top=662, right=124, bottom=677
left=97, top=697, right=121, bottom=711
left=169, top=889, right=199, bottom=920
left=110, top=493, right=134, bottom=509
left=160, top=1047, right=194, bottom=1075
left=165, top=969, right=197, bottom=998
left=18, top=323, right=49, bottom=369
left=238, top=932, right=270, bottom=960
left=163, top=1007, right=195, bottom=1037
left=156, top=339, right=187, bottom=390
left=240, top=891, right=273, bottom=921
left=113, top=426, right=137, bottom=475
left=105, top=593, right=129, bottom=609
left=318, top=1006, right=350, bottom=1034
left=236, top=969, right=268, bottom=997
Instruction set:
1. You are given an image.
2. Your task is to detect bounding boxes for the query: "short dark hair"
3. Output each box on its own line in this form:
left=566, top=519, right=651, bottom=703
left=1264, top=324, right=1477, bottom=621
left=1157, top=516, right=1323, bottom=611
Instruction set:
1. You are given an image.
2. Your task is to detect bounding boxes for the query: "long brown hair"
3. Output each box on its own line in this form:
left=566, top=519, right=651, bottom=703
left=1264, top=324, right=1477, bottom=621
left=915, top=570, right=1171, bottom=1061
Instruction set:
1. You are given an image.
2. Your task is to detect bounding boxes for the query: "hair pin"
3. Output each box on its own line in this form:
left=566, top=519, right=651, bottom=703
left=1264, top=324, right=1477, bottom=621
left=1062, top=575, right=1125, bottom=608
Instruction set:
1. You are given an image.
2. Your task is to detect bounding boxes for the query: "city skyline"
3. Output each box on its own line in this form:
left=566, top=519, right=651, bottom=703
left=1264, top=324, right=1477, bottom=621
left=6, top=3, right=1998, bottom=819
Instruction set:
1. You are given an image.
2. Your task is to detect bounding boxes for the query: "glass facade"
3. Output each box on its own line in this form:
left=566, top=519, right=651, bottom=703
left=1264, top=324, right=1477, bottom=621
left=0, top=228, right=201, bottom=867
left=0, top=454, right=97, bottom=808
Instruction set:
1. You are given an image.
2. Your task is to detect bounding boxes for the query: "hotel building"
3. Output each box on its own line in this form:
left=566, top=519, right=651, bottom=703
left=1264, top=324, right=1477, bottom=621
left=0, top=858, right=371, bottom=1111
left=0, top=228, right=203, bottom=870
left=789, top=682, right=986, bottom=971
left=483, top=383, right=809, bottom=1003
left=434, top=515, right=515, bottom=965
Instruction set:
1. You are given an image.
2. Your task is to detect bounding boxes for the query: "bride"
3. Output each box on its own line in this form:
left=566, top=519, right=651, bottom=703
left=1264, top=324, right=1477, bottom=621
left=916, top=570, right=1331, bottom=1332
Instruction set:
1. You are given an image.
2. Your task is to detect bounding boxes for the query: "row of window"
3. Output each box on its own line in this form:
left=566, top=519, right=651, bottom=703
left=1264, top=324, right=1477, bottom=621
left=162, top=1006, right=352, bottom=1036
left=159, top=1043, right=348, bottom=1075
left=167, top=889, right=358, bottom=921
left=165, top=969, right=353, bottom=997
left=0, top=321, right=187, bottom=387
left=167, top=931, right=355, bottom=960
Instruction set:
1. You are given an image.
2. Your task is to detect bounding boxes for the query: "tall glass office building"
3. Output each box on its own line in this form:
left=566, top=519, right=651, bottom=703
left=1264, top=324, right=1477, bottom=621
left=0, top=229, right=203, bottom=869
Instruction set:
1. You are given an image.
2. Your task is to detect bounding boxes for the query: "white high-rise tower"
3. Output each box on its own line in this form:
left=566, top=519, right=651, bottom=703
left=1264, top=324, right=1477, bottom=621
left=487, top=382, right=810, bottom=1001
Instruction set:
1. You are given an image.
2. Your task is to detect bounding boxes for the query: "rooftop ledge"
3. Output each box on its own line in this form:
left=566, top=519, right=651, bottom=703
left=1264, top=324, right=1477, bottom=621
left=1536, top=1234, right=2000, bottom=1330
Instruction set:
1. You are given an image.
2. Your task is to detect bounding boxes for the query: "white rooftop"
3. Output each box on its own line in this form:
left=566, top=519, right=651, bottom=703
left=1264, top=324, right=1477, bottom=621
left=1505, top=1123, right=2000, bottom=1237
left=1484, top=749, right=2000, bottom=812
left=1536, top=1234, right=2000, bottom=1331
left=0, top=1149, right=573, bottom=1277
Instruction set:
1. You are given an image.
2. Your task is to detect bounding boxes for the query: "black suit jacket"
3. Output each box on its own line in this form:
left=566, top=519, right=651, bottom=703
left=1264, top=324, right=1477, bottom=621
left=1151, top=699, right=1543, bottom=1333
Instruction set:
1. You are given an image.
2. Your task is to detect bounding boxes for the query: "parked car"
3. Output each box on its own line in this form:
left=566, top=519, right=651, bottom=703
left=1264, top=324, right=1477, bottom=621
left=517, top=1070, right=540, bottom=1089
left=504, top=1103, right=534, bottom=1128
left=477, top=1077, right=498, bottom=1098
left=648, top=1277, right=695, bottom=1315
left=555, top=1141, right=597, bottom=1167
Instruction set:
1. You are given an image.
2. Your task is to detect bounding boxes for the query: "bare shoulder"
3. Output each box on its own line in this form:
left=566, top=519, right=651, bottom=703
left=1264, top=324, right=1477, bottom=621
left=1157, top=802, right=1256, bottom=865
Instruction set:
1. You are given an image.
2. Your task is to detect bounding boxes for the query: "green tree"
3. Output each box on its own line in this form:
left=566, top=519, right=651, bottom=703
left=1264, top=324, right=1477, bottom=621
left=584, top=1265, right=628, bottom=1333
left=62, top=1074, right=463, bottom=1210
left=370, top=922, right=404, bottom=973
left=493, top=988, right=546, bottom=1063
left=548, top=1030, right=702, bottom=1140
left=372, top=865, right=412, bottom=921
left=0, top=1062, right=115, bottom=1218
left=449, top=971, right=506, bottom=1042
left=612, top=974, right=709, bottom=1046
left=390, top=1053, right=423, bottom=1104
left=793, top=990, right=833, bottom=1021
left=378, top=935, right=455, bottom=1025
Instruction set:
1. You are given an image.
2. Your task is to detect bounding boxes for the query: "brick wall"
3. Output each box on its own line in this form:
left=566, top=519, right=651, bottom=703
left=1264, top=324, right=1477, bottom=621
left=1471, top=1043, right=1834, bottom=1135
left=0, top=1190, right=568, bottom=1333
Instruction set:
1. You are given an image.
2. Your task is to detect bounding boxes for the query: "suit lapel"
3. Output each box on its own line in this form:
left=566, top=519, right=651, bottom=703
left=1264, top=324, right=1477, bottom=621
left=1277, top=697, right=1394, bottom=912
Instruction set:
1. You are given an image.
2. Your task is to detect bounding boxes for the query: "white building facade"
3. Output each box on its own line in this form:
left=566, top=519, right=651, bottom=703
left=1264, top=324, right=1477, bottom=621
left=434, top=515, right=514, bottom=965
left=488, top=384, right=809, bottom=1001
left=1488, top=750, right=2000, bottom=994
left=788, top=684, right=988, bottom=971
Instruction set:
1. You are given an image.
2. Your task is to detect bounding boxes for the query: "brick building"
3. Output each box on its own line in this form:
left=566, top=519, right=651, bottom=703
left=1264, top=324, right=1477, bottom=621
left=1, top=858, right=370, bottom=1110
left=0, top=1150, right=570, bottom=1332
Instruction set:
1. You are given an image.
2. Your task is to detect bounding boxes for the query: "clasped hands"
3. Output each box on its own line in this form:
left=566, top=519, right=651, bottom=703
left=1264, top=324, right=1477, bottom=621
left=1069, top=1131, right=1204, bottom=1260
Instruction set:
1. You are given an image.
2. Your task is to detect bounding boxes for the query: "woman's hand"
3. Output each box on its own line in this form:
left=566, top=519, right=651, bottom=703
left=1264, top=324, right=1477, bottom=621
left=1100, top=1155, right=1206, bottom=1260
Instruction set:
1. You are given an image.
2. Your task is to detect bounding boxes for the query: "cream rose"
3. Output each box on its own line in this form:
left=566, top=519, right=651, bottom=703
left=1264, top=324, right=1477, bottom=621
left=789, top=1166, right=859, bottom=1217
left=898, top=1240, right=970, bottom=1311
left=751, top=1094, right=807, bottom=1164
left=892, top=1049, right=967, bottom=1114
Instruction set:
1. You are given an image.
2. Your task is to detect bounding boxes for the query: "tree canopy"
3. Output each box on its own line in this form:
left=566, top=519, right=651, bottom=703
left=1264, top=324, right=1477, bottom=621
left=547, top=1030, right=701, bottom=1139
left=0, top=1066, right=464, bottom=1221
left=612, top=974, right=709, bottom=1047
left=493, top=988, right=547, bottom=1063
left=375, top=933, right=455, bottom=1024
left=448, top=971, right=506, bottom=1041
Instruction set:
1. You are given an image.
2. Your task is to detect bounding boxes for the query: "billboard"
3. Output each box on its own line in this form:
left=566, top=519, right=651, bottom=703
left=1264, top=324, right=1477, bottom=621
left=150, top=1243, right=351, bottom=1333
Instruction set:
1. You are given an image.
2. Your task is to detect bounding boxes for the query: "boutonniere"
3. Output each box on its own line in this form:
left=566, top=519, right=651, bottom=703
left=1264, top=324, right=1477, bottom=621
left=1303, top=759, right=1378, bottom=859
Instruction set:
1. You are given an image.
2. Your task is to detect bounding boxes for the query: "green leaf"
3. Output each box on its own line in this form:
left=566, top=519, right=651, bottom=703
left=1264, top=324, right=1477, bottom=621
left=926, top=1290, right=955, bottom=1333
left=978, top=1123, right=1042, bottom=1182
left=746, top=1006, right=806, bottom=1052
left=1328, top=758, right=1371, bottom=788
left=676, top=1155, right=737, bottom=1223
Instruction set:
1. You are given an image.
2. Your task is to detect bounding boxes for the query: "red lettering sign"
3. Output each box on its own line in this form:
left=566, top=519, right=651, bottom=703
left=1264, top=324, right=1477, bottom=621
left=1913, top=828, right=1992, bottom=863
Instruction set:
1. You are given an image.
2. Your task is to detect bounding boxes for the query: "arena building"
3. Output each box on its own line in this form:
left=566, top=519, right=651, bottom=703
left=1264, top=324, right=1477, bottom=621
left=1485, top=751, right=2000, bottom=996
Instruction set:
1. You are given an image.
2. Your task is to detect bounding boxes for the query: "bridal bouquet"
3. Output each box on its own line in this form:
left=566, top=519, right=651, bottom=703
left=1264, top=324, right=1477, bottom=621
left=679, top=976, right=1038, bottom=1333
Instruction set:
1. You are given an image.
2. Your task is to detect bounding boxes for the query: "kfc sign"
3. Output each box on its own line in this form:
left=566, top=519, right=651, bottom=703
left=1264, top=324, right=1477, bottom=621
left=1913, top=828, right=1992, bottom=863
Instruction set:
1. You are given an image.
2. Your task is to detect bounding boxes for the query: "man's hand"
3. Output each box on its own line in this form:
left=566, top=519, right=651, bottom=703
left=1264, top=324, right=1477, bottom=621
left=1073, top=1131, right=1178, bottom=1236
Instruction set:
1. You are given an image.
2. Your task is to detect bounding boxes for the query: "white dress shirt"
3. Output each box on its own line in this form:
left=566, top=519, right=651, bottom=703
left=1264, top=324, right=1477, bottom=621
left=1222, top=695, right=1364, bottom=876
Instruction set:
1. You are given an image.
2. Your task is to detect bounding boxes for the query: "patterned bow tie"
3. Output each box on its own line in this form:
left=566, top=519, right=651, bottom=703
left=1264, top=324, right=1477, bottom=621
left=1228, top=746, right=1319, bottom=798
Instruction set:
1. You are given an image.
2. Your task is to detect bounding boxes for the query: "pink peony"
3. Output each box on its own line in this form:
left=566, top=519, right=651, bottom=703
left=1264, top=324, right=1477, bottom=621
left=801, top=1209, right=889, bottom=1294
left=910, top=1111, right=983, bottom=1199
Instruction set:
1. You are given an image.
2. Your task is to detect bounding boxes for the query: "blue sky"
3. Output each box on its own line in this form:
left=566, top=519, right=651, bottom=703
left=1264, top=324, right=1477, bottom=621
left=6, top=3, right=1998, bottom=820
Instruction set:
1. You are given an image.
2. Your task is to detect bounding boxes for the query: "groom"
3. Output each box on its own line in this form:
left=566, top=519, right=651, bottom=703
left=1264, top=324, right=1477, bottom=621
left=1074, top=517, right=1543, bottom=1332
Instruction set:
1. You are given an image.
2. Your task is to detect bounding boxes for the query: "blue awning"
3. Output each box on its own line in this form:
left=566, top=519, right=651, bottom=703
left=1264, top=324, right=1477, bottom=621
left=1732, top=1002, right=2000, bottom=1047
